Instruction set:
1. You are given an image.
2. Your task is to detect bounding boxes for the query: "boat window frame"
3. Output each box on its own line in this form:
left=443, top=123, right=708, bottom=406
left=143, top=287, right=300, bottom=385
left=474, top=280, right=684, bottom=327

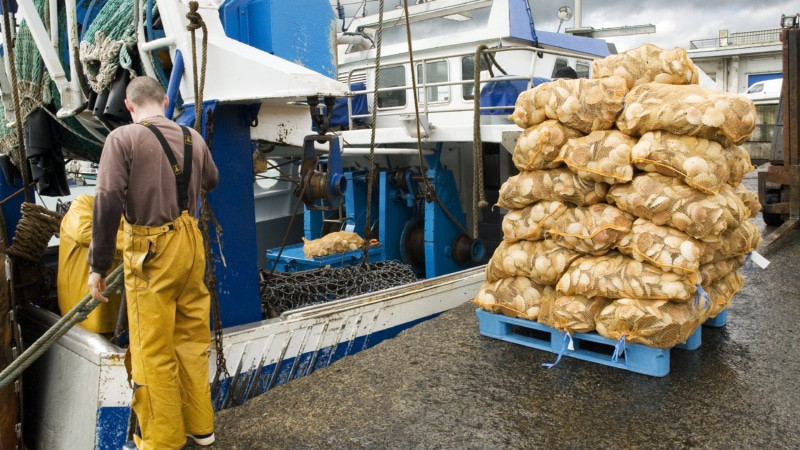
left=460, top=55, right=489, bottom=100
left=376, top=64, right=408, bottom=110
left=415, top=59, right=451, bottom=105
left=552, top=58, right=569, bottom=78
left=576, top=60, right=591, bottom=79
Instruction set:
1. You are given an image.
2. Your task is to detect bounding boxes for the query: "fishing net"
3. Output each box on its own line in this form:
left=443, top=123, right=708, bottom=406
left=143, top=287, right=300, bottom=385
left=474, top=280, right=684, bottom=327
left=512, top=120, right=583, bottom=171
left=616, top=82, right=757, bottom=147
left=556, top=129, right=636, bottom=185
left=548, top=203, right=634, bottom=256
left=496, top=167, right=609, bottom=210
left=556, top=252, right=698, bottom=302
left=259, top=260, right=419, bottom=318
left=79, top=0, right=136, bottom=93
left=591, top=44, right=699, bottom=90
left=509, top=76, right=628, bottom=133
left=485, top=238, right=580, bottom=285
left=501, top=200, right=567, bottom=243
left=0, top=0, right=106, bottom=164
left=472, top=276, right=556, bottom=321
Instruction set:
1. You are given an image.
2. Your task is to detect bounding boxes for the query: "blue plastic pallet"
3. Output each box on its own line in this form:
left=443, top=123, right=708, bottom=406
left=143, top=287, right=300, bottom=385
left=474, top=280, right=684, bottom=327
left=476, top=308, right=702, bottom=377
left=703, top=309, right=727, bottom=327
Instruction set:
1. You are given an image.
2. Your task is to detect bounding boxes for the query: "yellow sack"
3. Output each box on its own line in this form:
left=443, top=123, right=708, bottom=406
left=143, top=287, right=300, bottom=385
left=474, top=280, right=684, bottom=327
left=57, top=195, right=124, bottom=334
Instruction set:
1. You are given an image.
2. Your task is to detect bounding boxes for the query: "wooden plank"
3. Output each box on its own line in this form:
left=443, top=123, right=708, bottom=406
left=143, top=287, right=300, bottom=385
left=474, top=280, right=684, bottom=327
left=760, top=219, right=799, bottom=251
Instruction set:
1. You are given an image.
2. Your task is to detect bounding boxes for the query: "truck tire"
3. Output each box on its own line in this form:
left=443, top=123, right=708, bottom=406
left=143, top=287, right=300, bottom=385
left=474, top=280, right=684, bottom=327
left=762, top=212, right=785, bottom=227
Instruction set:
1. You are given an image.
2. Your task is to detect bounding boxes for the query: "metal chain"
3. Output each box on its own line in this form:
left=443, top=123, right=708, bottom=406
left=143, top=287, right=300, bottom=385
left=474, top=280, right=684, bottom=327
left=362, top=0, right=384, bottom=264
left=186, top=1, right=233, bottom=405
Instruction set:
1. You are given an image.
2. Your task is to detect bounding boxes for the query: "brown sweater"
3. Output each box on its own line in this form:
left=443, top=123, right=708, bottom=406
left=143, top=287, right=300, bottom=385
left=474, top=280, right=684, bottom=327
left=88, top=115, right=219, bottom=275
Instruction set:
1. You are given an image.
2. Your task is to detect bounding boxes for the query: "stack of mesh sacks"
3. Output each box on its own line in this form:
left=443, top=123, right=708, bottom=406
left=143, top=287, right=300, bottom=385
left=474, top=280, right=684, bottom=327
left=472, top=44, right=763, bottom=349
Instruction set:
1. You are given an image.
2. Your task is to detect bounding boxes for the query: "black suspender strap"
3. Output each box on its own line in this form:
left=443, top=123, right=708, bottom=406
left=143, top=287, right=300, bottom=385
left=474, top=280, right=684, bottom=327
left=139, top=121, right=193, bottom=212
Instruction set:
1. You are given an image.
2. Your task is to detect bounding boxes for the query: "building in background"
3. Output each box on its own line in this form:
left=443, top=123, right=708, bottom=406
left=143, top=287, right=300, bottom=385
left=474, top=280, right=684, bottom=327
left=687, top=28, right=783, bottom=163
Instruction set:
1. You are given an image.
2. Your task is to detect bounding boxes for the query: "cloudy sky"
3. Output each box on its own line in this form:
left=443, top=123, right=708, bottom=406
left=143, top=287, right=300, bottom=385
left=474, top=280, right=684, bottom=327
left=331, top=0, right=798, bottom=52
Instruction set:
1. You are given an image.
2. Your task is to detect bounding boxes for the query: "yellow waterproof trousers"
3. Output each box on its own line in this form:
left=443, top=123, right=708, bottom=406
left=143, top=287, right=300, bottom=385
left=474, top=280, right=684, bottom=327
left=123, top=211, right=214, bottom=449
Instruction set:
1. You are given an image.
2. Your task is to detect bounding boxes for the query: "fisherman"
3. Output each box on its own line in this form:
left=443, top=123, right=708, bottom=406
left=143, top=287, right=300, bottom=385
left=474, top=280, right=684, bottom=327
left=87, top=75, right=219, bottom=449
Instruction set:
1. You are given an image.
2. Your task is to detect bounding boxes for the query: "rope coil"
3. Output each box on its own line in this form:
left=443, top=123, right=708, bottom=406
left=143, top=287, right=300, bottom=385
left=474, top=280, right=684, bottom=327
left=6, top=202, right=63, bottom=261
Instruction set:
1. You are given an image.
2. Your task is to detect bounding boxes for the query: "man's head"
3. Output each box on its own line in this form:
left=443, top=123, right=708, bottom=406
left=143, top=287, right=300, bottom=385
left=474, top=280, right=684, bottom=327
left=124, top=76, right=168, bottom=121
left=553, top=66, right=578, bottom=80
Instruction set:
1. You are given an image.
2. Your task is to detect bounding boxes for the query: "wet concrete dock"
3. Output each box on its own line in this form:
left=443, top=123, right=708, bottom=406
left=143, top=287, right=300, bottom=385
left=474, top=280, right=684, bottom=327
left=196, top=174, right=800, bottom=449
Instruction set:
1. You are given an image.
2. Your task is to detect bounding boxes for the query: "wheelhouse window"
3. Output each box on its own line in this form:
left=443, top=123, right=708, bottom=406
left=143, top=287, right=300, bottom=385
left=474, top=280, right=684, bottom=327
left=552, top=58, right=568, bottom=78
left=377, top=65, right=407, bottom=109
left=461, top=56, right=489, bottom=100
left=576, top=61, right=590, bottom=79
left=416, top=60, right=450, bottom=104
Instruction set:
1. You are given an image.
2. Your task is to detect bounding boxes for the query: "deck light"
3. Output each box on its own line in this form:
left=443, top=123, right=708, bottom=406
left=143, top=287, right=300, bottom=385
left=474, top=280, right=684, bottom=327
left=781, top=14, right=799, bottom=29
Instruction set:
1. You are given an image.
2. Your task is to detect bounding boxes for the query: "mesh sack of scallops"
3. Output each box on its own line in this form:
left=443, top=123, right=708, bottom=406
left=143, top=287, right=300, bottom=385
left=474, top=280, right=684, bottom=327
left=726, top=145, right=755, bottom=186
left=616, top=82, right=757, bottom=147
left=699, top=220, right=763, bottom=264
left=606, top=173, right=748, bottom=243
left=556, top=130, right=637, bottom=184
left=496, top=167, right=609, bottom=210
left=485, top=239, right=581, bottom=285
left=513, top=120, right=584, bottom=171
left=591, top=44, right=699, bottom=90
left=703, top=270, right=745, bottom=319
left=615, top=218, right=703, bottom=276
left=631, top=131, right=733, bottom=194
left=537, top=294, right=610, bottom=334
left=548, top=203, right=635, bottom=255
left=302, top=231, right=364, bottom=258
left=502, top=200, right=568, bottom=243
left=556, top=252, right=699, bottom=302
left=472, top=276, right=557, bottom=321
left=594, top=298, right=708, bottom=348
left=733, top=183, right=761, bottom=217
left=508, top=76, right=628, bottom=133
left=698, top=256, right=745, bottom=286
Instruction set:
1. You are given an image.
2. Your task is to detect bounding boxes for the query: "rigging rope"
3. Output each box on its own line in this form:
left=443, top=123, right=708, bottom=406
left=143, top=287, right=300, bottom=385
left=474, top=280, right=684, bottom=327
left=185, top=1, right=233, bottom=407
left=362, top=0, right=384, bottom=265
left=472, top=44, right=490, bottom=239
left=0, top=264, right=124, bottom=390
left=1, top=0, right=32, bottom=203
left=6, top=202, right=63, bottom=261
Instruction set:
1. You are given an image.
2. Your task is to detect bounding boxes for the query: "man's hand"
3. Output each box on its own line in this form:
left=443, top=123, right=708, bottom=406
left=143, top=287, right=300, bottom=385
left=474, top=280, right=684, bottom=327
left=88, top=272, right=109, bottom=303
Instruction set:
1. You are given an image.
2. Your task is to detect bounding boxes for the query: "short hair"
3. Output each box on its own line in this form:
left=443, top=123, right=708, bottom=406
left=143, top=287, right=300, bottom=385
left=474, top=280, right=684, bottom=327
left=553, top=66, right=578, bottom=80
left=125, top=76, right=166, bottom=107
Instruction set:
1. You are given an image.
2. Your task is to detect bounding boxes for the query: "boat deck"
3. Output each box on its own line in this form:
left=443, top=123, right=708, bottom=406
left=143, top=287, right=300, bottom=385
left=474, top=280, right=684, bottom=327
left=194, top=171, right=800, bottom=449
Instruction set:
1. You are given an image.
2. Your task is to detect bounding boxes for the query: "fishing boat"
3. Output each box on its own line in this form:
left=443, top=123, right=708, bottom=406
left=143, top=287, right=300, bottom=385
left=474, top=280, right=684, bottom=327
left=0, top=0, right=611, bottom=448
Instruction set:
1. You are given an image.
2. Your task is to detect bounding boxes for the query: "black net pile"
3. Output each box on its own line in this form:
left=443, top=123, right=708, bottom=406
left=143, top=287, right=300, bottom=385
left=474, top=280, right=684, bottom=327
left=259, top=260, right=420, bottom=318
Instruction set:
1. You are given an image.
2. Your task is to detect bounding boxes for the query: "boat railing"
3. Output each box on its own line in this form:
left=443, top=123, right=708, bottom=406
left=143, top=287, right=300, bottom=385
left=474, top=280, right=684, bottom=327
left=341, top=45, right=589, bottom=131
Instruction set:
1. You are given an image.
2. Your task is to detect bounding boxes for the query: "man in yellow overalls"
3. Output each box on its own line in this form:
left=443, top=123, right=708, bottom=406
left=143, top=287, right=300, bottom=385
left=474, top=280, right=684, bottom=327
left=88, top=76, right=219, bottom=449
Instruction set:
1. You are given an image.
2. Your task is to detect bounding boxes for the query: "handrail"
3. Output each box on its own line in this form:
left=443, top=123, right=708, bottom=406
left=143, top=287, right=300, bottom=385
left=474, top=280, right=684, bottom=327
left=341, top=45, right=585, bottom=130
